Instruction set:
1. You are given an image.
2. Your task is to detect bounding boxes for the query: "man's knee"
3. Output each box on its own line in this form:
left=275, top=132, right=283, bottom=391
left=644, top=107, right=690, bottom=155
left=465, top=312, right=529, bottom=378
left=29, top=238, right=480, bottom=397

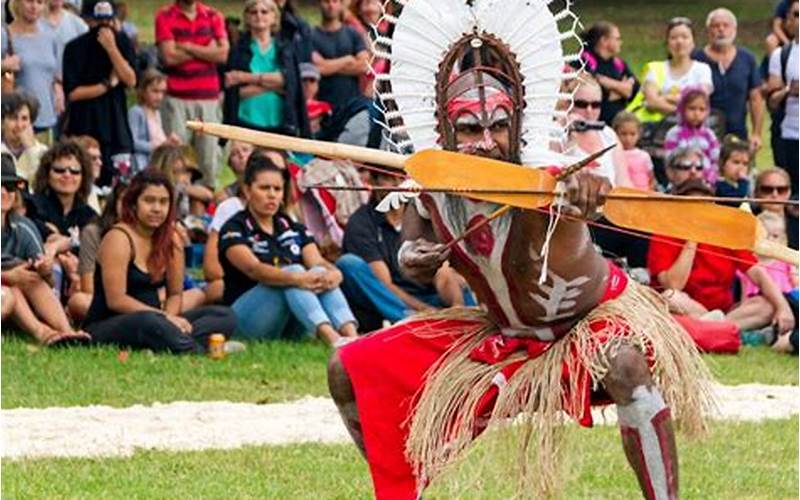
left=328, top=350, right=355, bottom=406
left=603, top=345, right=652, bottom=404
left=336, top=253, right=369, bottom=275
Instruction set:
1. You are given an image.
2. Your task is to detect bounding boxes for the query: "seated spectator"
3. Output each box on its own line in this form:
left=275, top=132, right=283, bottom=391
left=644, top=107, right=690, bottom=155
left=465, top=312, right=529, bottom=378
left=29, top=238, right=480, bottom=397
left=82, top=169, right=236, bottom=354
left=663, top=87, right=720, bottom=184
left=765, top=0, right=799, bottom=196
left=562, top=73, right=631, bottom=186
left=648, top=178, right=795, bottom=335
left=224, top=0, right=308, bottom=137
left=63, top=0, right=136, bottom=185
left=1, top=154, right=90, bottom=345
left=300, top=62, right=331, bottom=137
left=627, top=17, right=713, bottom=124
left=215, top=140, right=254, bottom=203
left=613, top=111, right=655, bottom=190
left=218, top=154, right=357, bottom=346
left=0, top=91, right=47, bottom=182
left=754, top=168, right=798, bottom=250
left=149, top=143, right=213, bottom=220
left=337, top=170, right=475, bottom=332
left=72, top=134, right=107, bottom=212
left=7, top=0, right=63, bottom=139
left=739, top=211, right=798, bottom=300
left=129, top=69, right=180, bottom=172
left=578, top=21, right=639, bottom=125
left=663, top=146, right=706, bottom=191
left=714, top=135, right=752, bottom=206
left=204, top=146, right=265, bottom=304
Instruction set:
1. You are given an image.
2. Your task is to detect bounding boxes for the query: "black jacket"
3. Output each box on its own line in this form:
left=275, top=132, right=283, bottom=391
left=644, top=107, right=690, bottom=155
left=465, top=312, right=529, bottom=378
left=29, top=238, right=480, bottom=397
left=223, top=32, right=310, bottom=139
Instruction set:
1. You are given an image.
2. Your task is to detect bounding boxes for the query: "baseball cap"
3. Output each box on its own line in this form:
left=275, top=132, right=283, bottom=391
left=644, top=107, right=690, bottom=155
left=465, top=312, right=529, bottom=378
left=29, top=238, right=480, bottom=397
left=81, top=0, right=116, bottom=20
left=1, top=153, right=24, bottom=187
left=300, top=63, right=321, bottom=81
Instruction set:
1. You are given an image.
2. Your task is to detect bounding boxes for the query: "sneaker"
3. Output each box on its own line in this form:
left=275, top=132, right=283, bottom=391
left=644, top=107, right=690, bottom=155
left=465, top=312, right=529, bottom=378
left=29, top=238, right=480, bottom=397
left=223, top=340, right=247, bottom=354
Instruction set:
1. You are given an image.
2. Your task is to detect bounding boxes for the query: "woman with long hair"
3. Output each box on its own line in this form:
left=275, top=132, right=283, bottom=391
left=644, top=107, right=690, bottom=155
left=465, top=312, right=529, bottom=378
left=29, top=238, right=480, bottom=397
left=224, top=0, right=309, bottom=137
left=82, top=169, right=236, bottom=354
left=218, top=154, right=357, bottom=346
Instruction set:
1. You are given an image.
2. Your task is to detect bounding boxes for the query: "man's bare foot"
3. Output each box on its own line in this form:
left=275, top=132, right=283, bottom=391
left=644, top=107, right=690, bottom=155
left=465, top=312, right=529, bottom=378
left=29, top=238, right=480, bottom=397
left=772, top=333, right=793, bottom=353
left=42, top=330, right=92, bottom=347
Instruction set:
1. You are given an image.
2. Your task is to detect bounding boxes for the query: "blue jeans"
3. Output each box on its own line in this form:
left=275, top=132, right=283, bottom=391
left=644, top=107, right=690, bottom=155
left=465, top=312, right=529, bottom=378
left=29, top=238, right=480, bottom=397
left=336, top=254, right=476, bottom=324
left=231, top=264, right=356, bottom=340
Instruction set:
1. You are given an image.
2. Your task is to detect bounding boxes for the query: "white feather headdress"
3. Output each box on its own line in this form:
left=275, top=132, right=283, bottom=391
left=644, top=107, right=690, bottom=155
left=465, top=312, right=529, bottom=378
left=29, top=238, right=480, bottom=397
left=372, top=0, right=583, bottom=166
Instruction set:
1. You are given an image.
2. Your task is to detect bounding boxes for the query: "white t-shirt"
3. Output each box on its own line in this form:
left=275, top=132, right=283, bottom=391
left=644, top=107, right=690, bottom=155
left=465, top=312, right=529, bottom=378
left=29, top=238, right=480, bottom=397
left=568, top=126, right=620, bottom=186
left=645, top=60, right=714, bottom=98
left=769, top=41, right=799, bottom=140
left=209, top=197, right=245, bottom=232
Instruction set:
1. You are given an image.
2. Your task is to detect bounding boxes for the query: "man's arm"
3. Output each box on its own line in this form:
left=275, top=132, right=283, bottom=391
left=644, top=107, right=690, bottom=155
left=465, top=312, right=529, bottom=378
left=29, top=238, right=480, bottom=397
left=98, top=27, right=136, bottom=88
left=398, top=203, right=446, bottom=285
left=656, top=242, right=697, bottom=291
left=337, top=50, right=369, bottom=77
left=177, top=38, right=230, bottom=64
left=748, top=87, right=765, bottom=150
left=159, top=39, right=194, bottom=66
left=311, top=51, right=353, bottom=77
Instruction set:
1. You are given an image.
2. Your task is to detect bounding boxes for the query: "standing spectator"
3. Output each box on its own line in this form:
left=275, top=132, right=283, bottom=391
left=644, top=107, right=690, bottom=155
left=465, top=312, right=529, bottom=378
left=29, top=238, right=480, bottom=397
left=311, top=0, right=369, bottom=112
left=766, top=0, right=792, bottom=54
left=156, top=0, right=229, bottom=189
left=218, top=154, right=358, bottom=346
left=42, top=0, right=87, bottom=63
left=628, top=17, right=713, bottom=124
left=350, top=0, right=388, bottom=98
left=114, top=1, right=137, bottom=52
left=275, top=0, right=312, bottom=63
left=663, top=87, right=720, bottom=184
left=766, top=0, right=799, bottom=196
left=2, top=153, right=90, bottom=345
left=7, top=0, right=62, bottom=138
left=83, top=169, right=237, bottom=354
left=128, top=69, right=179, bottom=172
left=1, top=91, right=47, bottom=183
left=2, top=23, right=21, bottom=93
left=300, top=62, right=332, bottom=137
left=62, top=0, right=136, bottom=186
left=223, top=0, right=309, bottom=138
left=612, top=111, right=655, bottom=190
left=578, top=21, right=639, bottom=125
left=692, top=8, right=763, bottom=150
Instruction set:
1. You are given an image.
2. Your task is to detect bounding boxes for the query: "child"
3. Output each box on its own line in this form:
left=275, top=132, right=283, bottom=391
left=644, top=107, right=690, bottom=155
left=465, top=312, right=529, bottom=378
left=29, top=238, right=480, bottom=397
left=300, top=63, right=332, bottom=138
left=663, top=86, right=720, bottom=185
left=714, top=135, right=752, bottom=206
left=612, top=111, right=655, bottom=190
left=738, top=211, right=798, bottom=303
left=128, top=69, right=180, bottom=173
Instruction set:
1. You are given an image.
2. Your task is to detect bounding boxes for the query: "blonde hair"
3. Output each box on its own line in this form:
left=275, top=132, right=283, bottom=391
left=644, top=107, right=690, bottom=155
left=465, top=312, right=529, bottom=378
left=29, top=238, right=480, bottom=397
left=136, top=68, right=167, bottom=104
left=757, top=211, right=788, bottom=245
left=755, top=168, right=791, bottom=193
left=243, top=0, right=280, bottom=34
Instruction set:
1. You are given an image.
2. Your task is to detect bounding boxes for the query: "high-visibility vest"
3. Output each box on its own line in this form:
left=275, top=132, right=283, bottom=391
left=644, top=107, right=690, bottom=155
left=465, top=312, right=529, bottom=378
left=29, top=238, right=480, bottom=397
left=625, top=61, right=667, bottom=123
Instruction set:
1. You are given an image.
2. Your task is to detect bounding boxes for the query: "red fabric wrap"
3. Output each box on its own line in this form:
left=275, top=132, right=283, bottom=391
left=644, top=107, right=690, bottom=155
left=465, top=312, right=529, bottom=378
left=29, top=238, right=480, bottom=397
left=339, top=262, right=632, bottom=499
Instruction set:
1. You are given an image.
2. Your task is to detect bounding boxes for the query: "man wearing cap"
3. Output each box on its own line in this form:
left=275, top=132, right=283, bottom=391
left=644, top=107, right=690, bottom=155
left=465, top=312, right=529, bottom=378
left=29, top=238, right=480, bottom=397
left=299, top=62, right=331, bottom=137
left=62, top=0, right=136, bottom=185
left=156, top=0, right=229, bottom=188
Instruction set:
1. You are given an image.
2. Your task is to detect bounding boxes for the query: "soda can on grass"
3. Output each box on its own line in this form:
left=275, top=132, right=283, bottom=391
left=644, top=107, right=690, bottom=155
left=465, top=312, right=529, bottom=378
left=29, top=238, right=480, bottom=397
left=208, top=334, right=226, bottom=360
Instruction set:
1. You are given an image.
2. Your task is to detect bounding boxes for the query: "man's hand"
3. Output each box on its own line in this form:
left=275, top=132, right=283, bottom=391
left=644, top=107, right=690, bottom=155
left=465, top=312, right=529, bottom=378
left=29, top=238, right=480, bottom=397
left=563, top=171, right=612, bottom=220
left=749, top=134, right=762, bottom=153
left=32, top=255, right=54, bottom=278
left=399, top=238, right=449, bottom=283
left=165, top=314, right=193, bottom=335
left=97, top=27, right=118, bottom=53
left=4, top=264, right=40, bottom=288
left=2, top=54, right=21, bottom=72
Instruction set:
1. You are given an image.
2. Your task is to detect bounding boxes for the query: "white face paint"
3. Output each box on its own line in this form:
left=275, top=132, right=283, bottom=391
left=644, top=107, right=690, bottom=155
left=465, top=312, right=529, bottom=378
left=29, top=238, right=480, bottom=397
left=529, top=270, right=590, bottom=322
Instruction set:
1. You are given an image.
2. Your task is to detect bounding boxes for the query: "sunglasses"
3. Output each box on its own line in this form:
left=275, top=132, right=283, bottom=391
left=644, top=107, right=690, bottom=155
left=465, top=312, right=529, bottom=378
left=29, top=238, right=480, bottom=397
left=758, top=185, right=790, bottom=195
left=573, top=99, right=602, bottom=110
left=673, top=161, right=704, bottom=171
left=51, top=165, right=82, bottom=176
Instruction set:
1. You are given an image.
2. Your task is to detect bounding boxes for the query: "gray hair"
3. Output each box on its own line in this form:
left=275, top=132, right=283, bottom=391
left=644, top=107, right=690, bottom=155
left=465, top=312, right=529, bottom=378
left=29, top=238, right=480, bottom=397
left=706, top=8, right=737, bottom=28
left=666, top=146, right=705, bottom=169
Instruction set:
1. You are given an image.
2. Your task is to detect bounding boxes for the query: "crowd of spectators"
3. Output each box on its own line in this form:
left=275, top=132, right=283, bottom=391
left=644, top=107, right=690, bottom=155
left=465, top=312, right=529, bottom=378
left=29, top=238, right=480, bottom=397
left=0, top=0, right=798, bottom=355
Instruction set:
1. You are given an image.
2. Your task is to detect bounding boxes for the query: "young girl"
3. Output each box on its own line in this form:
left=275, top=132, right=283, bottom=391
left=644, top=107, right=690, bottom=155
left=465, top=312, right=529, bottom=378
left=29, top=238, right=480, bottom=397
left=739, top=211, right=799, bottom=299
left=714, top=134, right=752, bottom=206
left=128, top=69, right=180, bottom=172
left=663, top=86, right=720, bottom=184
left=612, top=111, right=655, bottom=190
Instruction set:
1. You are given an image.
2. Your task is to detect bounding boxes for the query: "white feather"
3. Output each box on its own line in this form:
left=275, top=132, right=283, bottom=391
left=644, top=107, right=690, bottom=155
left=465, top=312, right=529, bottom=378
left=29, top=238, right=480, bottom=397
left=375, top=179, right=423, bottom=213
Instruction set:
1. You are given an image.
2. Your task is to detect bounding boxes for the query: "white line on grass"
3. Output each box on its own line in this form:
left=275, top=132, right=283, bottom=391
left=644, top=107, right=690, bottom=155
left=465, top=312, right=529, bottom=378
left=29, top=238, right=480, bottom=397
left=2, top=384, right=797, bottom=460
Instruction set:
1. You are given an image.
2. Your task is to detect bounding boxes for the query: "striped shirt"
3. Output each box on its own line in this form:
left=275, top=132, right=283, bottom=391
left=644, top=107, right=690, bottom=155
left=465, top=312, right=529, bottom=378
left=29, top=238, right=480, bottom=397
left=155, top=2, right=226, bottom=100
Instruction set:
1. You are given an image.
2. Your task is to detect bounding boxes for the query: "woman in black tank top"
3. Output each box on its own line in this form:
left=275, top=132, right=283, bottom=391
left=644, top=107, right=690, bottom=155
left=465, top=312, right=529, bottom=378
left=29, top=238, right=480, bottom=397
left=83, top=170, right=236, bottom=354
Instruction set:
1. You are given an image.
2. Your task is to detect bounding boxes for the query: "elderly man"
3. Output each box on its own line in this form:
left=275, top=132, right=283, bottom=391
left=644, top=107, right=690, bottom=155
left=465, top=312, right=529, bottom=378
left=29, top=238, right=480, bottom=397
left=663, top=146, right=706, bottom=191
left=692, top=8, right=764, bottom=151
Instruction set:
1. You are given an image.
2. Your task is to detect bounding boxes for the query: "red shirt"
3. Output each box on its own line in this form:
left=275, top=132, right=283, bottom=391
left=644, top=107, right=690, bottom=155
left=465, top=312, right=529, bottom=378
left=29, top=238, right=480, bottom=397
left=155, top=2, right=226, bottom=100
left=648, top=236, right=757, bottom=312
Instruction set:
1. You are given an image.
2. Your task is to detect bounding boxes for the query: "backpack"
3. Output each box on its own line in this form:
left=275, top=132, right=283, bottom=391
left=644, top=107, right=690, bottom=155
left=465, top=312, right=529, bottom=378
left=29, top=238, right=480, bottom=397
left=770, top=43, right=793, bottom=127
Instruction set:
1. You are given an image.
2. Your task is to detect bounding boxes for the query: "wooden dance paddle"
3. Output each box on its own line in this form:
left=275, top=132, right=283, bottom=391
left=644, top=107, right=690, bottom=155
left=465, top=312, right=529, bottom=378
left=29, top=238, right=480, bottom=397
left=187, top=121, right=797, bottom=264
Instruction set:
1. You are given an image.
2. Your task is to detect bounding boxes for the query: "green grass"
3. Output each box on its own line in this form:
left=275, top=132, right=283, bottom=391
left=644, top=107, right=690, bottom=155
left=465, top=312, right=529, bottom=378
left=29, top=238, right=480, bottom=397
left=2, top=334, right=796, bottom=409
left=3, top=419, right=796, bottom=499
